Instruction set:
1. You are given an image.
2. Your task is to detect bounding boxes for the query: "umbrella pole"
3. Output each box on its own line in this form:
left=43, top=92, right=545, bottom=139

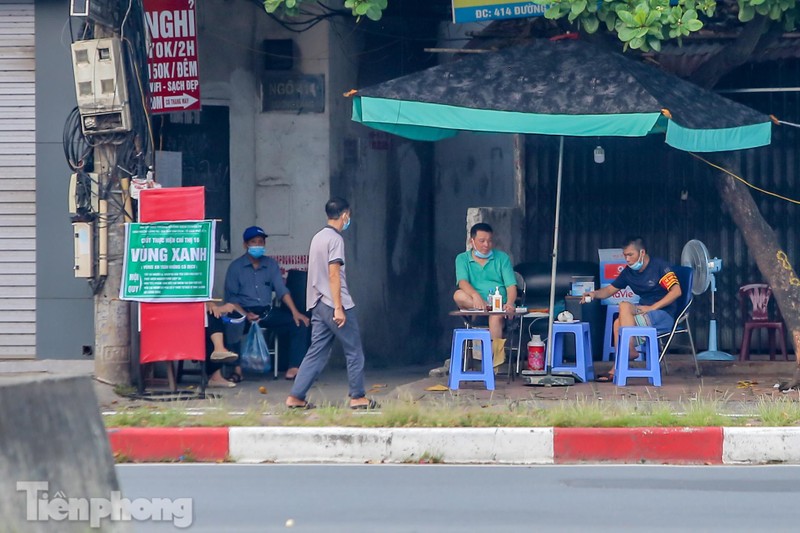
left=545, top=136, right=564, bottom=371
left=525, top=136, right=574, bottom=387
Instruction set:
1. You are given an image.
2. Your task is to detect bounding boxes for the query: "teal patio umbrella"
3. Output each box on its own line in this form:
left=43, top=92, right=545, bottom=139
left=351, top=38, right=773, bottom=378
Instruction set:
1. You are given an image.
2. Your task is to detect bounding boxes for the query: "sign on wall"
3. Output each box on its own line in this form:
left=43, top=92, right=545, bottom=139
left=262, top=73, right=325, bottom=113
left=120, top=220, right=216, bottom=301
left=451, top=0, right=547, bottom=23
left=143, top=0, right=201, bottom=113
left=273, top=254, right=309, bottom=278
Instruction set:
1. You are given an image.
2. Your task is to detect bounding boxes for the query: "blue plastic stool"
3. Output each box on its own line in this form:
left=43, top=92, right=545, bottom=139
left=614, top=326, right=661, bottom=386
left=551, top=322, right=595, bottom=383
left=448, top=329, right=495, bottom=391
left=602, top=304, right=619, bottom=361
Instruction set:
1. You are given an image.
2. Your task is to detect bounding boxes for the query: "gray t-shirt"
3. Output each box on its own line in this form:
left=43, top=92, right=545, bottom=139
left=306, top=226, right=354, bottom=311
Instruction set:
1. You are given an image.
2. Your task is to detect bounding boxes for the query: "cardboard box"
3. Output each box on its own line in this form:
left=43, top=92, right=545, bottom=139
left=597, top=249, right=639, bottom=305
left=570, top=276, right=595, bottom=297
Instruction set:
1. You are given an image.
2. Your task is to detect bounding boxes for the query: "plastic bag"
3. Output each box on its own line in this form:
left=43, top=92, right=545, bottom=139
left=239, top=325, right=272, bottom=375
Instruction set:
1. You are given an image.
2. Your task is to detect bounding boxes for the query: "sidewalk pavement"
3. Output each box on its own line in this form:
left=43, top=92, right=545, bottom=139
left=3, top=356, right=800, bottom=464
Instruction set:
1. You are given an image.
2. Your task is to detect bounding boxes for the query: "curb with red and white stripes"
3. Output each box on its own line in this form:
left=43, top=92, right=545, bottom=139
left=107, top=426, right=800, bottom=464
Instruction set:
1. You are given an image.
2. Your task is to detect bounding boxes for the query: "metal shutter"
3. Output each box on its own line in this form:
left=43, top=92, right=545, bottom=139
left=0, top=1, right=35, bottom=358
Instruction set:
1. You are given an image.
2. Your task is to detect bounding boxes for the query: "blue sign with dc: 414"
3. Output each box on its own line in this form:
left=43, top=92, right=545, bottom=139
left=451, top=1, right=547, bottom=24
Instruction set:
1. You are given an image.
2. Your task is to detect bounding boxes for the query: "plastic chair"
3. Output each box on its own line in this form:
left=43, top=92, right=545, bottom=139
left=738, top=283, right=788, bottom=361
left=601, top=304, right=619, bottom=362
left=614, top=326, right=661, bottom=386
left=551, top=321, right=595, bottom=383
left=449, top=329, right=495, bottom=390
left=658, top=265, right=700, bottom=377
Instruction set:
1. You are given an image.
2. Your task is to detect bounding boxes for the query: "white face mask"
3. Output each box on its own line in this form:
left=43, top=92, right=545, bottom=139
left=630, top=250, right=644, bottom=271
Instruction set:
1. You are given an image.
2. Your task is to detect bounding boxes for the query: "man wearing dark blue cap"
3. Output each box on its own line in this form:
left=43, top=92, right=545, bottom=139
left=224, top=225, right=310, bottom=380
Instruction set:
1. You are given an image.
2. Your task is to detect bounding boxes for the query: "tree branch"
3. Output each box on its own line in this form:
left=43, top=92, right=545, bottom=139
left=688, top=15, right=771, bottom=89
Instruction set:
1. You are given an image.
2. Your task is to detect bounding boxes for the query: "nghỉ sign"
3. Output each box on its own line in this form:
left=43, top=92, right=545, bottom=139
left=121, top=220, right=215, bottom=302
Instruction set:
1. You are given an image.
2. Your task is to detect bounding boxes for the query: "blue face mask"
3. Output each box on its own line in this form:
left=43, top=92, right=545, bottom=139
left=473, top=249, right=493, bottom=259
left=342, top=217, right=351, bottom=231
left=248, top=246, right=265, bottom=259
left=630, top=251, right=644, bottom=271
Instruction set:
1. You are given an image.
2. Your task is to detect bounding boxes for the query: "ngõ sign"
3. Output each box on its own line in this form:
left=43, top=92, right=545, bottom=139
left=144, top=0, right=201, bottom=113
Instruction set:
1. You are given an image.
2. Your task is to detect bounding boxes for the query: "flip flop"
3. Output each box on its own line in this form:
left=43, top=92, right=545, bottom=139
left=594, top=373, right=614, bottom=383
left=228, top=373, right=243, bottom=383
left=207, top=379, right=236, bottom=388
left=287, top=401, right=315, bottom=410
left=350, top=399, right=380, bottom=410
left=210, top=350, right=239, bottom=363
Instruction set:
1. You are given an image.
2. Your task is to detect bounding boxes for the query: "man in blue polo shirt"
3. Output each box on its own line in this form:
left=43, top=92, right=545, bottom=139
left=224, top=226, right=310, bottom=381
left=585, top=236, right=681, bottom=382
left=453, top=222, right=518, bottom=370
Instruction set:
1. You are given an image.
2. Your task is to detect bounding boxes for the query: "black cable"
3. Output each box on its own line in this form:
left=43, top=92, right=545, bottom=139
left=63, top=107, right=94, bottom=170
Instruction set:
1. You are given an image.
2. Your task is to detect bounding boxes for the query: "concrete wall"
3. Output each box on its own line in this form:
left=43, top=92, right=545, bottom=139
left=35, top=0, right=95, bottom=358
left=201, top=0, right=331, bottom=289
left=433, top=133, right=516, bottom=349
left=429, top=23, right=520, bottom=354
left=254, top=21, right=331, bottom=261
left=196, top=0, right=259, bottom=292
left=330, top=16, right=445, bottom=366
left=0, top=375, right=126, bottom=531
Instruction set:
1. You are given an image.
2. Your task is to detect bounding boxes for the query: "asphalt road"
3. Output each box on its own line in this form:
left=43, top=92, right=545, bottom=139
left=116, top=464, right=800, bottom=532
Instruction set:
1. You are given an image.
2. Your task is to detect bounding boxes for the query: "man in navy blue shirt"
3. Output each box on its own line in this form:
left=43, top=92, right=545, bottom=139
left=224, top=226, right=310, bottom=380
left=584, top=237, right=681, bottom=382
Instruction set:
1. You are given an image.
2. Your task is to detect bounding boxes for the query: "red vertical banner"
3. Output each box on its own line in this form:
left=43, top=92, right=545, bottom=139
left=139, top=187, right=206, bottom=364
left=143, top=0, right=201, bottom=114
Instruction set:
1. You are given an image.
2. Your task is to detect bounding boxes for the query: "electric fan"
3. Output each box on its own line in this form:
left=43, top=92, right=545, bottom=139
left=681, top=239, right=735, bottom=361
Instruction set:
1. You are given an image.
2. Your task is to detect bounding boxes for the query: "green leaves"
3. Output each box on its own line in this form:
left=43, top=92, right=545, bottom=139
left=738, top=0, right=797, bottom=23
left=263, top=0, right=282, bottom=14
left=540, top=0, right=721, bottom=52
left=263, top=0, right=387, bottom=21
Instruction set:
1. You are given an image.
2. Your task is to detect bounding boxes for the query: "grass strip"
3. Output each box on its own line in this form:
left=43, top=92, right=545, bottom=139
left=102, top=396, right=800, bottom=429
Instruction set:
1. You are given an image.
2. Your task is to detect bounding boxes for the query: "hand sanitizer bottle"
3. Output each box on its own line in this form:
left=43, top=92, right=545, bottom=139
left=492, top=287, right=502, bottom=312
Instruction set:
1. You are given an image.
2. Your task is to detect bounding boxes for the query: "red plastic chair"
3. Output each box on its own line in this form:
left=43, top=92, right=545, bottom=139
left=738, top=283, right=788, bottom=361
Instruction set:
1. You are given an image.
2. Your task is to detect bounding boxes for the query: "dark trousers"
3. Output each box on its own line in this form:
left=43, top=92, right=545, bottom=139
left=289, top=303, right=366, bottom=401
left=205, top=313, right=229, bottom=376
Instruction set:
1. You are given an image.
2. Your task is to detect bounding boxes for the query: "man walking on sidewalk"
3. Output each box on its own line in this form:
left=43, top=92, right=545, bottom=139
left=285, top=197, right=377, bottom=410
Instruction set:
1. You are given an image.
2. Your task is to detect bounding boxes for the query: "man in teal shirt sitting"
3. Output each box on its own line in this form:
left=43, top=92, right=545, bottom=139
left=453, top=222, right=518, bottom=370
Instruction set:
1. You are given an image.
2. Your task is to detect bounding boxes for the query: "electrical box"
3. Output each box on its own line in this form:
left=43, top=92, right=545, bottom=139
left=73, top=222, right=94, bottom=278
left=70, top=38, right=131, bottom=135
left=68, top=172, right=99, bottom=214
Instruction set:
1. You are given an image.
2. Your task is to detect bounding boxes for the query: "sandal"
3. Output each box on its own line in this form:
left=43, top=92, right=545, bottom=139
left=228, top=373, right=243, bottom=383
left=594, top=373, right=614, bottom=383
left=287, top=401, right=315, bottom=410
left=350, top=399, right=380, bottom=410
left=207, top=378, right=236, bottom=388
left=210, top=350, right=239, bottom=363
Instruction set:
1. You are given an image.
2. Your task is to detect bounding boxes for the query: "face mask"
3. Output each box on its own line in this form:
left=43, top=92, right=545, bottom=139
left=248, top=246, right=265, bottom=259
left=342, top=217, right=351, bottom=231
left=630, top=251, right=644, bottom=271
left=473, top=249, right=493, bottom=259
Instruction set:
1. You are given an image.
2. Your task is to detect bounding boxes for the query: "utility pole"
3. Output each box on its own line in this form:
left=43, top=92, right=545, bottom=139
left=92, top=25, right=131, bottom=386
